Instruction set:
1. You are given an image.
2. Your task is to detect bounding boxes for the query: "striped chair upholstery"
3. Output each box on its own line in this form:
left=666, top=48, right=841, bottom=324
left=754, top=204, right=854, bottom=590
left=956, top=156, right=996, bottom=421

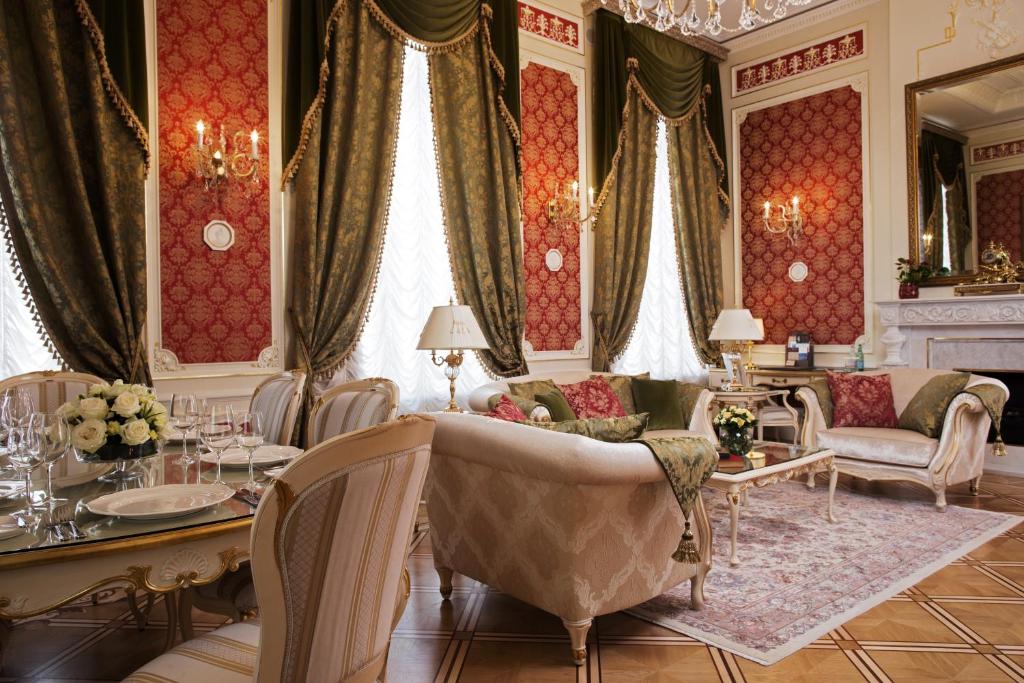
left=250, top=371, right=306, bottom=446
left=125, top=415, right=436, bottom=683
left=306, top=378, right=399, bottom=447
left=0, top=370, right=102, bottom=412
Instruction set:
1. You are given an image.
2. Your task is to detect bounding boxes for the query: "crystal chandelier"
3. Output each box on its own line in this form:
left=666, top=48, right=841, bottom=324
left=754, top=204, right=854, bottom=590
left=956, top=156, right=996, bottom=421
left=603, top=0, right=815, bottom=37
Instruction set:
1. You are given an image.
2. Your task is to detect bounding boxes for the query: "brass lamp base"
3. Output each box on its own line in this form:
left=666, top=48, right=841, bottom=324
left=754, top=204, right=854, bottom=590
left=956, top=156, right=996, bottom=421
left=432, top=350, right=465, bottom=413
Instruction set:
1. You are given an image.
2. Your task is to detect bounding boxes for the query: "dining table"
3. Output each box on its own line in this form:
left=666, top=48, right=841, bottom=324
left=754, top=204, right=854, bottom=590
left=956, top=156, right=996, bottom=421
left=0, top=448, right=274, bottom=668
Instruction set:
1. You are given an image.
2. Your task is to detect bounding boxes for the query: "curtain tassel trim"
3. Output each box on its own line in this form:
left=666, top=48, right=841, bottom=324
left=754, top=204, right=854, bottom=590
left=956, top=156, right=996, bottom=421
left=71, top=0, right=151, bottom=173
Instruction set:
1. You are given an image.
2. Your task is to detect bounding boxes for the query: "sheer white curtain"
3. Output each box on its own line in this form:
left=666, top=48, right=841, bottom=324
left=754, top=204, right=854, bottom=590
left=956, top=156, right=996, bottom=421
left=613, top=121, right=705, bottom=383
left=0, top=196, right=60, bottom=378
left=346, top=48, right=489, bottom=414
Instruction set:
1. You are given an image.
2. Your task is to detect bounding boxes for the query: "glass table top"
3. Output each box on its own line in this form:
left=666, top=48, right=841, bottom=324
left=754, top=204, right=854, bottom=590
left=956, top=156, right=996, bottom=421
left=0, top=448, right=262, bottom=558
left=714, top=441, right=827, bottom=477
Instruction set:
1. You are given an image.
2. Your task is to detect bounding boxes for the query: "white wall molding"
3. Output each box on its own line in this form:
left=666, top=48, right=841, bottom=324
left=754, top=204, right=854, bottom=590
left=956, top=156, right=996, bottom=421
left=722, top=0, right=882, bottom=53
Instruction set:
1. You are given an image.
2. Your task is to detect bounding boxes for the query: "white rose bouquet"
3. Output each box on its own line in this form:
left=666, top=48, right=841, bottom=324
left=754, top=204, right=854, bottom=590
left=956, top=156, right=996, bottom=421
left=59, top=380, right=170, bottom=461
left=713, top=406, right=758, bottom=457
left=713, top=406, right=758, bottom=431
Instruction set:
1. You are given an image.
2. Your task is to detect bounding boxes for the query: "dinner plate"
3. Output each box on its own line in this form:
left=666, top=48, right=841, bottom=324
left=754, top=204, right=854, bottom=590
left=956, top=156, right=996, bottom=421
left=86, top=484, right=235, bottom=520
left=0, top=514, right=22, bottom=540
left=0, top=481, right=24, bottom=508
left=200, top=445, right=302, bottom=469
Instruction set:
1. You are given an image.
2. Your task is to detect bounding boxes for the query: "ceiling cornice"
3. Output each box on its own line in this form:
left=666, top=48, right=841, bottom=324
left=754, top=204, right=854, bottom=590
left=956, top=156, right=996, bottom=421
left=721, top=0, right=881, bottom=53
left=580, top=0, right=730, bottom=61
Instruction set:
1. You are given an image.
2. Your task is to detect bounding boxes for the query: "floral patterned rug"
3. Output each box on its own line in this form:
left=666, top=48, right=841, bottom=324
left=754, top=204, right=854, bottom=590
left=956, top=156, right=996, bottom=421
left=627, top=481, right=1020, bottom=665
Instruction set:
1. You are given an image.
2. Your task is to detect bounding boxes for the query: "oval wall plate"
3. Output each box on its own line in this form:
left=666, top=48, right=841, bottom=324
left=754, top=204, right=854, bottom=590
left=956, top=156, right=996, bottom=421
left=788, top=260, right=809, bottom=283
left=545, top=248, right=564, bottom=272
left=203, top=220, right=235, bottom=251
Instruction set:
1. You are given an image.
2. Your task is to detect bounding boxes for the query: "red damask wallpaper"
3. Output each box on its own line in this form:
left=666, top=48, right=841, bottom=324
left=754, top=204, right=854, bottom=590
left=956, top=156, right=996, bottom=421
left=156, top=0, right=271, bottom=364
left=976, top=169, right=1024, bottom=261
left=521, top=61, right=582, bottom=352
left=740, top=85, right=864, bottom=346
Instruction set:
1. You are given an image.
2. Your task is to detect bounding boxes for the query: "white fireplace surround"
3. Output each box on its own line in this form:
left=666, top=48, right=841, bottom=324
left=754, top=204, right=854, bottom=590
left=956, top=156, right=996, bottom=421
left=875, top=294, right=1024, bottom=474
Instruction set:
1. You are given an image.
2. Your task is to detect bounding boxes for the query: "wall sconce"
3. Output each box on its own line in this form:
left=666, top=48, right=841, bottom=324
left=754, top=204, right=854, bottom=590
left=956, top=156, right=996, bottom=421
left=762, top=196, right=803, bottom=245
left=922, top=232, right=934, bottom=257
left=193, top=120, right=261, bottom=191
left=546, top=180, right=596, bottom=234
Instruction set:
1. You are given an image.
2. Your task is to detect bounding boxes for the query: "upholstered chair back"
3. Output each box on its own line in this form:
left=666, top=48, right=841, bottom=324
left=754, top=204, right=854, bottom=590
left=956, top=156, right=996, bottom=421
left=0, top=370, right=103, bottom=413
left=250, top=371, right=307, bottom=446
left=250, top=415, right=434, bottom=682
left=306, top=377, right=399, bottom=447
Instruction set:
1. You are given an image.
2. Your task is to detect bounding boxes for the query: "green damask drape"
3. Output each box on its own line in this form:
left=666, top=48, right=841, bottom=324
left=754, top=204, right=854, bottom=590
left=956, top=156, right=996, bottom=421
left=591, top=9, right=728, bottom=369
left=0, top=0, right=151, bottom=383
left=920, top=129, right=970, bottom=272
left=285, top=0, right=527, bottom=380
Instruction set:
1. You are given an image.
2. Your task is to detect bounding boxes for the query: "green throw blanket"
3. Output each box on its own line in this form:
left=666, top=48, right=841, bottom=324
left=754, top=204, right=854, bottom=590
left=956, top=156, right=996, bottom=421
left=635, top=436, right=719, bottom=564
left=964, top=385, right=1010, bottom=456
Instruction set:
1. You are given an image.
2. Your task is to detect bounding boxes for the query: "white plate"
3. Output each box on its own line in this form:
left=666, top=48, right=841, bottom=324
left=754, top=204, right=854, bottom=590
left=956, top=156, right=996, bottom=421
left=0, top=481, right=24, bottom=508
left=0, top=514, right=22, bottom=540
left=86, top=484, right=235, bottom=520
left=200, top=445, right=302, bottom=469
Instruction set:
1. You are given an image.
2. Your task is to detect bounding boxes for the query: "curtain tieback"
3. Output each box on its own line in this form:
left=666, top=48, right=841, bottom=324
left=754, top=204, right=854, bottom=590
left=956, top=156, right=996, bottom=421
left=127, top=317, right=147, bottom=384
left=288, top=307, right=316, bottom=375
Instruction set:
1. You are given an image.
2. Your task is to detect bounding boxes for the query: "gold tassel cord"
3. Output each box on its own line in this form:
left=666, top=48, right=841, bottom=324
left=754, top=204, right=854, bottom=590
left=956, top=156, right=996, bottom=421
left=672, top=520, right=701, bottom=564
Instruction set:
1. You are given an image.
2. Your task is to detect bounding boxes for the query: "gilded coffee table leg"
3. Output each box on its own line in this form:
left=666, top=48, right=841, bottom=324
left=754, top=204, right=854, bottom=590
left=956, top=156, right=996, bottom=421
left=827, top=459, right=838, bottom=523
left=727, top=490, right=741, bottom=566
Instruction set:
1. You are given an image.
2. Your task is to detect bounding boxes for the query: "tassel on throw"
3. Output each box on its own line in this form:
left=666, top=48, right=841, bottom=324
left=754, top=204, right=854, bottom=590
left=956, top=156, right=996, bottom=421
left=994, top=436, right=1008, bottom=457
left=672, top=521, right=701, bottom=564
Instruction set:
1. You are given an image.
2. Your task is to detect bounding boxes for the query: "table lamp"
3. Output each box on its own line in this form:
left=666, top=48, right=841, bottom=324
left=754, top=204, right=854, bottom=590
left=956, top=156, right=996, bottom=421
left=417, top=301, right=489, bottom=413
left=709, top=309, right=763, bottom=388
left=745, top=318, right=765, bottom=371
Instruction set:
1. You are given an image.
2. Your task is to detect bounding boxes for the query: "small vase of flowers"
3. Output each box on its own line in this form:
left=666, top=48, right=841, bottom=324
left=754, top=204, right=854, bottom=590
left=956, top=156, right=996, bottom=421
left=59, top=380, right=170, bottom=481
left=714, top=406, right=758, bottom=457
left=895, top=258, right=949, bottom=299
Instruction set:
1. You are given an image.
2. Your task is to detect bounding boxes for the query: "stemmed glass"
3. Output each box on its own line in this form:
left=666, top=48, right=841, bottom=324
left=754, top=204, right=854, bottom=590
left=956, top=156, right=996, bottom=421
left=199, top=406, right=235, bottom=486
left=31, top=413, right=70, bottom=509
left=7, top=424, right=43, bottom=521
left=170, top=394, right=201, bottom=483
left=236, top=411, right=264, bottom=494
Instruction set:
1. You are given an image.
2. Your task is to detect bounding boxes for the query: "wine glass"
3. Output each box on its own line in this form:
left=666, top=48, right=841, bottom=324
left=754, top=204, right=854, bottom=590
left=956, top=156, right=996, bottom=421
left=236, top=411, right=264, bottom=494
left=7, top=424, right=43, bottom=520
left=31, top=413, right=70, bottom=510
left=170, top=394, right=199, bottom=481
left=199, top=406, right=235, bottom=486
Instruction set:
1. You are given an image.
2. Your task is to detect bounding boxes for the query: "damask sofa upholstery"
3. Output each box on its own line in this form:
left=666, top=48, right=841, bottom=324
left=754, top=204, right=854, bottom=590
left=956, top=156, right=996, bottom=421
left=427, top=372, right=718, bottom=666
left=797, top=368, right=1007, bottom=509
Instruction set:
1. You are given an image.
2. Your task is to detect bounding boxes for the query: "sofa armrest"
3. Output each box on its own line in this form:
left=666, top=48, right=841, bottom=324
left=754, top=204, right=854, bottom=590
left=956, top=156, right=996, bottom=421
left=928, top=380, right=1007, bottom=475
left=687, top=389, right=718, bottom=443
left=796, top=386, right=826, bottom=448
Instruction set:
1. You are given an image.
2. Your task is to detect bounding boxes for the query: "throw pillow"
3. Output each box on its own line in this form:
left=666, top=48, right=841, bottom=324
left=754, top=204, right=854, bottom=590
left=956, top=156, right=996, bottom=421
left=557, top=377, right=627, bottom=419
left=806, top=378, right=834, bottom=428
left=507, top=379, right=557, bottom=402
left=534, top=389, right=576, bottom=422
left=487, top=393, right=545, bottom=419
left=827, top=372, right=898, bottom=428
left=632, top=378, right=687, bottom=430
left=676, top=382, right=705, bottom=428
left=521, top=413, right=650, bottom=442
left=593, top=372, right=649, bottom=414
left=484, top=395, right=528, bottom=422
left=898, top=372, right=971, bottom=438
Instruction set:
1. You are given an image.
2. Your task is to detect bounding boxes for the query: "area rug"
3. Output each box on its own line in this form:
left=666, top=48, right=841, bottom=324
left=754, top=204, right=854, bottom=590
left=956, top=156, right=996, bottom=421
left=627, top=481, right=1020, bottom=665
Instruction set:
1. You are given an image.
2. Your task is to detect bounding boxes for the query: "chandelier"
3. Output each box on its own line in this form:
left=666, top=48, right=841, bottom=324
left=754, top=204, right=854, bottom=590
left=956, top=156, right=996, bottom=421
left=603, top=0, right=815, bottom=37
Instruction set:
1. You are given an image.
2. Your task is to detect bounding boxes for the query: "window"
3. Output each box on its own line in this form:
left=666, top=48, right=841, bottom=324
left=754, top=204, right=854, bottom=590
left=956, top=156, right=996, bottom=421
left=612, top=121, right=705, bottom=382
left=346, top=47, right=489, bottom=414
left=0, top=194, right=60, bottom=378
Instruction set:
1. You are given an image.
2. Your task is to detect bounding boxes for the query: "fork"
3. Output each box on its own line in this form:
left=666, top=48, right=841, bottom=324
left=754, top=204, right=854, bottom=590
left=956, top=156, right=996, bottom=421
left=52, top=503, right=87, bottom=540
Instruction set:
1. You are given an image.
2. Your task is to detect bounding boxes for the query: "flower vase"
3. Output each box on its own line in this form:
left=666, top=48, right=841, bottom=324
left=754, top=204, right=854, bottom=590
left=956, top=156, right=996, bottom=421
left=77, top=440, right=158, bottom=483
left=898, top=282, right=919, bottom=299
left=719, top=425, right=754, bottom=458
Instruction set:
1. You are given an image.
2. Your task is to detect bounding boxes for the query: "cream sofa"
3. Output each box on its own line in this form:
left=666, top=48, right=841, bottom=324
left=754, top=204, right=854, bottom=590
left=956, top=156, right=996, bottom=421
left=426, top=411, right=714, bottom=666
left=467, top=369, right=716, bottom=438
left=797, top=369, right=1008, bottom=510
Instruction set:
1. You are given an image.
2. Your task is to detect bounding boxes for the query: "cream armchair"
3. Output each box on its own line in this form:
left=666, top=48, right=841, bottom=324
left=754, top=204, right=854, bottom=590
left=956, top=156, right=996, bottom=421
left=426, top=412, right=713, bottom=666
left=797, top=369, right=1007, bottom=510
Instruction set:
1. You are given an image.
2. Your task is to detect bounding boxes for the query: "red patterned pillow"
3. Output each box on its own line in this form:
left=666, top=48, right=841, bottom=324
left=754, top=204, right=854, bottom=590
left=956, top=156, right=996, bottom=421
left=557, top=377, right=627, bottom=419
left=827, top=372, right=898, bottom=428
left=484, top=395, right=528, bottom=422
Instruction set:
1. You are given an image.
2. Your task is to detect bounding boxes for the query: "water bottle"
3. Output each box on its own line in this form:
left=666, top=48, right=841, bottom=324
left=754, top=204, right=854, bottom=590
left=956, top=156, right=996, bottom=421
left=855, top=343, right=865, bottom=371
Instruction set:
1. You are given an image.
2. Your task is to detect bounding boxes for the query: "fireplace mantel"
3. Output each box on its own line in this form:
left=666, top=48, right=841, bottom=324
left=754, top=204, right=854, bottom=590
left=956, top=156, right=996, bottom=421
left=876, top=295, right=1024, bottom=367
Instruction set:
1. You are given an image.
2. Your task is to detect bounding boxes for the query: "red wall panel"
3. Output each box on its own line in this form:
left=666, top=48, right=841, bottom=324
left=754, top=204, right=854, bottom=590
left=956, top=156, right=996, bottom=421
left=740, top=85, right=864, bottom=346
left=521, top=61, right=582, bottom=352
left=976, top=168, right=1024, bottom=262
left=156, top=0, right=271, bottom=364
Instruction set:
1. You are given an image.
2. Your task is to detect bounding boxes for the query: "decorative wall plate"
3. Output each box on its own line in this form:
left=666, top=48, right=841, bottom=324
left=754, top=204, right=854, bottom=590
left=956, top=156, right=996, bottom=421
left=203, top=220, right=235, bottom=251
left=545, top=248, right=564, bottom=272
left=788, top=261, right=809, bottom=283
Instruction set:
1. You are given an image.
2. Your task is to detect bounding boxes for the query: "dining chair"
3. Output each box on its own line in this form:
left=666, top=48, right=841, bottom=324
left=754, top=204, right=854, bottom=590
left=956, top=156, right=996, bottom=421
left=0, top=370, right=103, bottom=412
left=756, top=389, right=801, bottom=443
left=125, top=414, right=435, bottom=683
left=249, top=370, right=306, bottom=445
left=306, top=377, right=399, bottom=447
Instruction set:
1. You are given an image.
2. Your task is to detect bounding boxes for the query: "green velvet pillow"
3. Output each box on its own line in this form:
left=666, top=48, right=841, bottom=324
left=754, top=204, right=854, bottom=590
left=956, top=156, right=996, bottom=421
left=806, top=378, right=834, bottom=428
left=507, top=379, right=557, bottom=402
left=898, top=372, right=971, bottom=438
left=487, top=392, right=543, bottom=417
left=534, top=389, right=576, bottom=422
left=521, top=413, right=650, bottom=442
left=676, top=382, right=705, bottom=427
left=593, top=372, right=649, bottom=414
left=632, top=378, right=687, bottom=430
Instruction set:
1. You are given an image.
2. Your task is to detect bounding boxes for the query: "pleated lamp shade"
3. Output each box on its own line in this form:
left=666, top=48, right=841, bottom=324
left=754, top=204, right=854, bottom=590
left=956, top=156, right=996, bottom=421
left=708, top=309, right=764, bottom=342
left=417, top=303, right=489, bottom=351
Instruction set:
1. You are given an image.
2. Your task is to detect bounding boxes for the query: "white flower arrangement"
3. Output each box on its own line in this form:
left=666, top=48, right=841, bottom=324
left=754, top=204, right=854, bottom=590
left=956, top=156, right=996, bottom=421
left=59, top=380, right=170, bottom=457
left=713, top=406, right=759, bottom=431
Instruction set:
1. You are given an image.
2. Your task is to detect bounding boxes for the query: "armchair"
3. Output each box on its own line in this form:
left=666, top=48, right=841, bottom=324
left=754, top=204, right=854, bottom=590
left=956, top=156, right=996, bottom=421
left=797, top=369, right=1007, bottom=510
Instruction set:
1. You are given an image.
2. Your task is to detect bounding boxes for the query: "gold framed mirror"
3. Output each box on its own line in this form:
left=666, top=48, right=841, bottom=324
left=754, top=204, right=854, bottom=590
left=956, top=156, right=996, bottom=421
left=905, top=52, right=1024, bottom=286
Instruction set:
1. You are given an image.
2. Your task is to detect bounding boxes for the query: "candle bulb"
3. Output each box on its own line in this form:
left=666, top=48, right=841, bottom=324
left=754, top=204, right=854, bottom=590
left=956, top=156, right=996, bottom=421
left=196, top=120, right=205, bottom=148
left=588, top=186, right=595, bottom=206
left=763, top=200, right=771, bottom=219
left=572, top=180, right=579, bottom=197
left=792, top=196, right=799, bottom=215
left=250, top=130, right=259, bottom=160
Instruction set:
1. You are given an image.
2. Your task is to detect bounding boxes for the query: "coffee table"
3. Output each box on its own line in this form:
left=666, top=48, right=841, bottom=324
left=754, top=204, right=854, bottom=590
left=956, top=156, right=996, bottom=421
left=707, top=441, right=837, bottom=566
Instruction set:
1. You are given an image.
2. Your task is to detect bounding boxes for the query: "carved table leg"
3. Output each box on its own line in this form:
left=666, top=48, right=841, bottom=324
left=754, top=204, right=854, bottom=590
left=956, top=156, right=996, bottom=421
left=727, top=491, right=741, bottom=567
left=127, top=590, right=156, bottom=630
left=827, top=461, right=838, bottom=523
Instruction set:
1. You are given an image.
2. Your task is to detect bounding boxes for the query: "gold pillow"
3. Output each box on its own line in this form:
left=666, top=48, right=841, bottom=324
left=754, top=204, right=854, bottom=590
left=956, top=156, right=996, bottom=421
left=594, top=372, right=650, bottom=414
left=898, top=372, right=970, bottom=438
left=676, top=382, right=705, bottom=427
left=521, top=413, right=650, bottom=442
left=806, top=378, right=834, bottom=428
left=507, top=379, right=557, bottom=402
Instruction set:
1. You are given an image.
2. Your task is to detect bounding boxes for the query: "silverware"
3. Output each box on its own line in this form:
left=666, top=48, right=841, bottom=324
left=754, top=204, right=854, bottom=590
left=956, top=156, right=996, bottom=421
left=41, top=511, right=67, bottom=542
left=53, top=504, right=87, bottom=539
left=232, top=489, right=261, bottom=507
